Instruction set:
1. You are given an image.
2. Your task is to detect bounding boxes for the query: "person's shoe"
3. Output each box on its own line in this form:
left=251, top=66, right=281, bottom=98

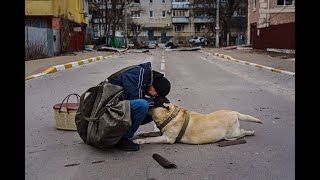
left=115, top=138, right=139, bottom=151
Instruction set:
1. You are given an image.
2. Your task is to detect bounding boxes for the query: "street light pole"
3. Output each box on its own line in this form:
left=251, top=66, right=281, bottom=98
left=124, top=0, right=128, bottom=48
left=215, top=0, right=220, bottom=48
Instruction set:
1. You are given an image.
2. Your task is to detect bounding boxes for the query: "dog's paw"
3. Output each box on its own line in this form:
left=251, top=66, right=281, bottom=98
left=133, top=139, right=146, bottom=144
left=136, top=131, right=148, bottom=137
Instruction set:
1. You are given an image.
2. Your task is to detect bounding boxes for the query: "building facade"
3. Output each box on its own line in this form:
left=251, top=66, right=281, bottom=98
left=89, top=0, right=248, bottom=46
left=129, top=0, right=247, bottom=46
left=25, top=0, right=89, bottom=55
left=248, top=0, right=295, bottom=49
left=128, top=0, right=172, bottom=43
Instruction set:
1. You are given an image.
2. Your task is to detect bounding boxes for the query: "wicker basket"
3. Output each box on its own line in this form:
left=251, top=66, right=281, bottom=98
left=53, top=93, right=80, bottom=131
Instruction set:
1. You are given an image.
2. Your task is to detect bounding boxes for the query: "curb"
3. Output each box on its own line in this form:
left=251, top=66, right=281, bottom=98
left=25, top=51, right=130, bottom=81
left=199, top=50, right=295, bottom=77
left=25, top=56, right=105, bottom=81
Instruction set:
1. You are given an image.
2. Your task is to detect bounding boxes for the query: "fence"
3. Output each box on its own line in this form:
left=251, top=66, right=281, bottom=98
left=253, top=22, right=295, bottom=49
left=25, top=26, right=61, bottom=60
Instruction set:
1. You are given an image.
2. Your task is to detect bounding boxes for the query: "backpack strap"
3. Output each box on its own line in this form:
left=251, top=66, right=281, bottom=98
left=107, top=65, right=141, bottom=82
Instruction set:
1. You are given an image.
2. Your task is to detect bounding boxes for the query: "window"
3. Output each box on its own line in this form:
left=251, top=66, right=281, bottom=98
left=195, top=25, right=205, bottom=32
left=25, top=18, right=48, bottom=28
left=131, top=11, right=140, bottom=18
left=150, top=11, right=153, bottom=17
left=173, top=10, right=187, bottom=17
left=162, top=0, right=165, bottom=3
left=175, top=25, right=184, bottom=32
left=133, top=25, right=141, bottom=33
left=133, top=0, right=140, bottom=3
left=195, top=11, right=207, bottom=17
left=253, top=0, right=256, bottom=9
left=195, top=25, right=201, bottom=32
left=162, top=11, right=166, bottom=17
left=233, top=8, right=246, bottom=17
left=150, top=0, right=152, bottom=3
left=277, top=0, right=293, bottom=5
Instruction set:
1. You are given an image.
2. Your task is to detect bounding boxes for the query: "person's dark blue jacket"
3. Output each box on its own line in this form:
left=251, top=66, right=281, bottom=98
left=109, top=62, right=155, bottom=107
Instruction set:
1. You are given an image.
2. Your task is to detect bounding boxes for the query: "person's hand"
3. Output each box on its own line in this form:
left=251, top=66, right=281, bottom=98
left=153, top=96, right=170, bottom=108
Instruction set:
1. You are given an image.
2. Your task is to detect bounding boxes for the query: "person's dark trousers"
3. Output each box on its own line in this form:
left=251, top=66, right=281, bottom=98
left=116, top=99, right=149, bottom=151
left=122, top=99, right=149, bottom=139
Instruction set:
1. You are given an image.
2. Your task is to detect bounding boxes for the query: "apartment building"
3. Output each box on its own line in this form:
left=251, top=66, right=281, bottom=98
left=129, top=0, right=172, bottom=43
left=130, top=0, right=247, bottom=45
left=89, top=0, right=248, bottom=46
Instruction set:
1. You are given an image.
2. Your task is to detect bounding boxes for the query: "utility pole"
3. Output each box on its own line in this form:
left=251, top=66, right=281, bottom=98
left=215, top=0, right=220, bottom=48
left=105, top=0, right=108, bottom=44
left=124, top=0, right=128, bottom=48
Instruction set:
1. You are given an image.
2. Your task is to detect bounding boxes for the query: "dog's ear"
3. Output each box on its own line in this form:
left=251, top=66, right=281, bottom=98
left=163, top=103, right=175, bottom=111
left=163, top=103, right=170, bottom=108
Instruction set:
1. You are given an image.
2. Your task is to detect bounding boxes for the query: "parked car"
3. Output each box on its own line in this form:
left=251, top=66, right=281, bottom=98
left=189, top=36, right=209, bottom=46
left=147, top=40, right=158, bottom=47
left=164, top=41, right=179, bottom=49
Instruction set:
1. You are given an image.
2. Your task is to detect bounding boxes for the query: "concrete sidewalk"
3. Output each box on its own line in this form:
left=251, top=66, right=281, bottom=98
left=201, top=48, right=295, bottom=73
left=25, top=51, right=115, bottom=77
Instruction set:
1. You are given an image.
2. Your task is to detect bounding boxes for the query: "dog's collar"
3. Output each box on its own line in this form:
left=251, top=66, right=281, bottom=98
left=175, top=110, right=190, bottom=143
left=157, top=107, right=182, bottom=130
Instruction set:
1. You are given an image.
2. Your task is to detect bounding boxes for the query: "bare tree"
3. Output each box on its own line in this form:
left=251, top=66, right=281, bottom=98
left=89, top=1, right=99, bottom=43
left=192, top=0, right=247, bottom=46
left=89, top=0, right=107, bottom=43
left=105, top=0, right=125, bottom=47
left=219, top=0, right=246, bottom=46
left=25, top=40, right=48, bottom=61
left=59, top=17, right=75, bottom=53
left=192, top=0, right=216, bottom=36
left=127, top=17, right=142, bottom=41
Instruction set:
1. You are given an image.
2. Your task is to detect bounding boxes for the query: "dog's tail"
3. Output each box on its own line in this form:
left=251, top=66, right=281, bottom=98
left=237, top=113, right=264, bottom=124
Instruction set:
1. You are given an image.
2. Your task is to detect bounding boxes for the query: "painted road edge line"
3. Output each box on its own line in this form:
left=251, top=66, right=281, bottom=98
left=199, top=50, right=295, bottom=77
left=25, top=56, right=104, bottom=81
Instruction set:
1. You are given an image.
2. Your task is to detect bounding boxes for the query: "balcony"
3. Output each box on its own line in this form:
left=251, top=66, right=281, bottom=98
left=172, top=3, right=190, bottom=9
left=193, top=17, right=212, bottom=23
left=142, top=23, right=172, bottom=29
left=172, top=0, right=189, bottom=2
left=129, top=2, right=141, bottom=7
left=172, top=17, right=189, bottom=23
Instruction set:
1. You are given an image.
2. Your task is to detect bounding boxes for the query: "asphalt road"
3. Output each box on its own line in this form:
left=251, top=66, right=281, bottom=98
left=25, top=48, right=295, bottom=180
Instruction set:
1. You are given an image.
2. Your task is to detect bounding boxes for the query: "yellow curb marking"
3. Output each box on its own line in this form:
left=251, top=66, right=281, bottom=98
left=25, top=76, right=34, bottom=80
left=43, top=67, right=57, bottom=74
left=255, top=65, right=263, bottom=69
left=26, top=55, right=118, bottom=81
left=64, top=64, right=72, bottom=69
left=271, top=69, right=282, bottom=73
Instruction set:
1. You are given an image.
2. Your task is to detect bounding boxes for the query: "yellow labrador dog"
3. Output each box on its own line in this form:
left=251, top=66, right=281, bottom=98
left=133, top=103, right=263, bottom=145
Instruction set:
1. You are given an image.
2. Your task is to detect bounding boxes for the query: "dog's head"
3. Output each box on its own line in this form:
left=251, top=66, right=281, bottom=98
left=148, top=103, right=176, bottom=125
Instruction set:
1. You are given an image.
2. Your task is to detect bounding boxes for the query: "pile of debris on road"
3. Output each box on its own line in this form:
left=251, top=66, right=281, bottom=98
left=132, top=40, right=158, bottom=49
left=164, top=41, right=179, bottom=49
left=90, top=44, right=128, bottom=53
left=163, top=41, right=201, bottom=51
